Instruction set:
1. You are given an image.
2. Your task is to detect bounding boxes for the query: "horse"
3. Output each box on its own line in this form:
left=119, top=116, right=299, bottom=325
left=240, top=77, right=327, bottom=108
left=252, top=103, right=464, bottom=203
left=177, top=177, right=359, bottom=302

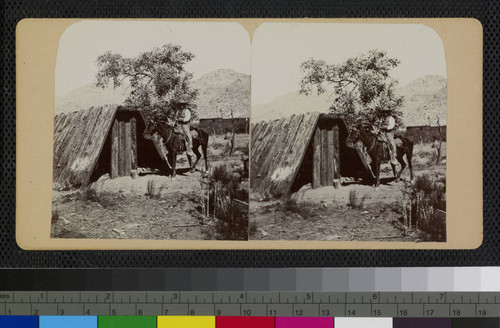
left=348, top=123, right=414, bottom=188
left=144, top=120, right=209, bottom=177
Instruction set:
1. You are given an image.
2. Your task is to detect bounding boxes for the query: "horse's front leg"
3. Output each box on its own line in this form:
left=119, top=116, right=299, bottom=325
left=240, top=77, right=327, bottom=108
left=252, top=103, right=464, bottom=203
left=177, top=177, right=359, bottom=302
left=171, top=150, right=178, bottom=178
left=373, top=160, right=381, bottom=189
left=187, top=152, right=193, bottom=173
left=391, top=163, right=398, bottom=182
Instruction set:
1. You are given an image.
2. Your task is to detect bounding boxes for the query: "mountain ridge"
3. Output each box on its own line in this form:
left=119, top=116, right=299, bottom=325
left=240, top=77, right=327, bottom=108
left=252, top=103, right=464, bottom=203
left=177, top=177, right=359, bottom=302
left=251, top=75, right=447, bottom=127
left=55, top=68, right=250, bottom=118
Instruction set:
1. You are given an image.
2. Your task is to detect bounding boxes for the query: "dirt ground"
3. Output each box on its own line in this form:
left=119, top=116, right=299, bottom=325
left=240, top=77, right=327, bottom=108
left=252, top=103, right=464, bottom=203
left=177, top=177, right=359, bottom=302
left=249, top=142, right=446, bottom=242
left=51, top=133, right=249, bottom=240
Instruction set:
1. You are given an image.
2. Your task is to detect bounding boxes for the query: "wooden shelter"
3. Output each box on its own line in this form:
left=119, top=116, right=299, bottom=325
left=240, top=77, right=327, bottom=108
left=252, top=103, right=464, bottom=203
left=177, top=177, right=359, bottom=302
left=53, top=105, right=167, bottom=187
left=250, top=112, right=372, bottom=197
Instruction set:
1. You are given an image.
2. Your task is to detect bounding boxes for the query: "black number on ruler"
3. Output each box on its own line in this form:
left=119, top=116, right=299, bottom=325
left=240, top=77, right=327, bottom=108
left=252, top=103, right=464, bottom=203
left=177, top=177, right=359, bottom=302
left=347, top=310, right=356, bottom=316
left=216, top=310, right=222, bottom=316
left=0, top=294, right=10, bottom=300
left=190, top=309, right=195, bottom=315
left=306, top=293, right=311, bottom=300
left=295, top=309, right=304, bottom=316
left=478, top=310, right=487, bottom=316
left=111, top=309, right=117, bottom=316
left=59, top=309, right=65, bottom=316
left=137, top=309, right=143, bottom=316
left=243, top=309, right=251, bottom=316
left=105, top=293, right=111, bottom=301
left=173, top=293, right=178, bottom=300
left=321, top=309, right=330, bottom=316
left=33, top=309, right=39, bottom=315
left=269, top=309, right=276, bottom=316
left=399, top=309, right=408, bottom=316
left=373, top=309, right=382, bottom=316
left=426, top=309, right=434, bottom=316
left=372, top=293, right=378, bottom=300
left=453, top=309, right=461, bottom=316
left=163, top=309, right=169, bottom=315
left=86, top=309, right=91, bottom=315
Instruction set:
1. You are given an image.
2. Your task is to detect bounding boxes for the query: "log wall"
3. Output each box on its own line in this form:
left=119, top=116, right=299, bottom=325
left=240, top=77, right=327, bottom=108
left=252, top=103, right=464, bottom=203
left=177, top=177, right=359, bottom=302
left=110, top=116, right=137, bottom=178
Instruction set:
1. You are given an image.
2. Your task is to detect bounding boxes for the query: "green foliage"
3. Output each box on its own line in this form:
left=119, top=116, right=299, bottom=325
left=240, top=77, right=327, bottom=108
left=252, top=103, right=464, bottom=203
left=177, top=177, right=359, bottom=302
left=95, top=44, right=198, bottom=122
left=299, top=50, right=404, bottom=129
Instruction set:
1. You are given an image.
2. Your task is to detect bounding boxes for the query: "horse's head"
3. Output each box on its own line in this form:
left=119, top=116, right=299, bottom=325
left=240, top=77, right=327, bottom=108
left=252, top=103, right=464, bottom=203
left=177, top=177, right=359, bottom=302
left=143, top=118, right=156, bottom=140
left=347, top=122, right=375, bottom=148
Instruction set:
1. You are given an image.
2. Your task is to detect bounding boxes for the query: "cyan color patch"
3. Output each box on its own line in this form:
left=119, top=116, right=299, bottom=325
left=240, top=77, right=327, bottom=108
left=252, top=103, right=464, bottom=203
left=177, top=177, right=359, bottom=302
left=39, top=316, right=97, bottom=328
left=0, top=315, right=39, bottom=328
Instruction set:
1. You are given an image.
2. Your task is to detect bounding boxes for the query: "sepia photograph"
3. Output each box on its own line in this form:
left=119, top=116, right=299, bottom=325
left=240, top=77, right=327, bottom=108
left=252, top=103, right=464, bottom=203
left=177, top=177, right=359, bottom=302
left=250, top=23, right=447, bottom=242
left=51, top=21, right=250, bottom=240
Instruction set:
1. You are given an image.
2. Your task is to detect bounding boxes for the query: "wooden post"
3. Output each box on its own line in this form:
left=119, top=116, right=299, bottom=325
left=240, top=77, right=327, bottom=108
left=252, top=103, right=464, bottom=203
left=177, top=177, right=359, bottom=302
left=110, top=119, right=119, bottom=179
left=130, top=117, right=137, bottom=170
left=118, top=120, right=125, bottom=176
left=321, top=128, right=329, bottom=187
left=312, top=129, right=321, bottom=188
left=327, top=128, right=334, bottom=186
left=333, top=124, right=340, bottom=181
left=124, top=120, right=132, bottom=176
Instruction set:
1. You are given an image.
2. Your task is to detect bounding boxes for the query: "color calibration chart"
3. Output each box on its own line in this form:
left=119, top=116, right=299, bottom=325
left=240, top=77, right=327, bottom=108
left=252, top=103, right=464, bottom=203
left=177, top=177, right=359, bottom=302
left=2, top=315, right=500, bottom=328
left=1, top=268, right=500, bottom=327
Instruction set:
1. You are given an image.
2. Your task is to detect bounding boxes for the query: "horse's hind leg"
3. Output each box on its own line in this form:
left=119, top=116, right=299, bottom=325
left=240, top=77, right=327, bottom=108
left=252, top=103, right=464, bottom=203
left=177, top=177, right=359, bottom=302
left=192, top=146, right=202, bottom=172
left=396, top=155, right=406, bottom=182
left=396, top=148, right=406, bottom=182
left=391, top=163, right=397, bottom=181
left=202, top=140, right=209, bottom=171
left=403, top=140, right=414, bottom=182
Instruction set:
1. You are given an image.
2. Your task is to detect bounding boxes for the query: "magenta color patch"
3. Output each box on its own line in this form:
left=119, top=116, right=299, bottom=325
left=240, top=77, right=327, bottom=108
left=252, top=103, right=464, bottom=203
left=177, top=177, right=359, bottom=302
left=276, top=317, right=334, bottom=328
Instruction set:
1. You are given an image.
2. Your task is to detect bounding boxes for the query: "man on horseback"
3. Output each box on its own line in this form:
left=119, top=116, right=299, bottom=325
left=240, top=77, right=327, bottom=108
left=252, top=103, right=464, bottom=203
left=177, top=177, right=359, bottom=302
left=174, top=102, right=196, bottom=162
left=376, top=109, right=398, bottom=166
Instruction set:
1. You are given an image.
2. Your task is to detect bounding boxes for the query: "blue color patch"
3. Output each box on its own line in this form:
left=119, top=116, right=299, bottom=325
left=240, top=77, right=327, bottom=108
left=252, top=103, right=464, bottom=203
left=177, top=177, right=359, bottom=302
left=0, top=315, right=39, bottom=328
left=39, top=316, right=97, bottom=328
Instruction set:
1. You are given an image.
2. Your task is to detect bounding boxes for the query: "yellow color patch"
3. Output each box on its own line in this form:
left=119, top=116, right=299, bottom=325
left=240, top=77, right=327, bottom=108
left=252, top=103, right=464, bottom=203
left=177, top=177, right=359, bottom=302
left=157, top=316, right=215, bottom=328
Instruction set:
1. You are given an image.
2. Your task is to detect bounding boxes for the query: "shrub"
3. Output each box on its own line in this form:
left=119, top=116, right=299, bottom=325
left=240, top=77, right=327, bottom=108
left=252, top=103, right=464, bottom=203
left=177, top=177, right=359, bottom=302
left=200, top=164, right=248, bottom=240
left=283, top=197, right=301, bottom=214
left=348, top=190, right=365, bottom=209
left=145, top=179, right=162, bottom=198
left=82, top=188, right=100, bottom=203
left=401, top=174, right=446, bottom=241
left=79, top=187, right=116, bottom=208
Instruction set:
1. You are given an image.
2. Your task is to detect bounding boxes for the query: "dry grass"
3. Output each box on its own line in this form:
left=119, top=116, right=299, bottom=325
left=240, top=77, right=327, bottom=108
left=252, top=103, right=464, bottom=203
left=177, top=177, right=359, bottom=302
left=413, top=142, right=447, bottom=167
left=208, top=133, right=249, bottom=159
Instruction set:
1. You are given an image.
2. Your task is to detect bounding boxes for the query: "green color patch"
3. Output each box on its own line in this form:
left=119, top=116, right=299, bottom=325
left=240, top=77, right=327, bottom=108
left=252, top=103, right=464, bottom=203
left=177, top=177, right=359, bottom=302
left=98, top=316, right=156, bottom=328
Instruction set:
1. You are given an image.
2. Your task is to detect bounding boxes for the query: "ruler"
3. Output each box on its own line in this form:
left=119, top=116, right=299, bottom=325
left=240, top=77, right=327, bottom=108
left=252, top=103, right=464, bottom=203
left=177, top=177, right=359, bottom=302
left=1, top=292, right=499, bottom=318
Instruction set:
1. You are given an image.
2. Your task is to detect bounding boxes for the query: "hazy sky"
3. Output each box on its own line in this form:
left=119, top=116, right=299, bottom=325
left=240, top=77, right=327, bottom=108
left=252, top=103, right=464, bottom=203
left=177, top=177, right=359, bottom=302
left=252, top=23, right=447, bottom=105
left=55, top=20, right=251, bottom=96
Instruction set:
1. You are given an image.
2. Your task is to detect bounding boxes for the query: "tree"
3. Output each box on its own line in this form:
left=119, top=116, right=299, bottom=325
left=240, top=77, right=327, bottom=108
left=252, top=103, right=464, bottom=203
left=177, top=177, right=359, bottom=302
left=95, top=44, right=198, bottom=123
left=299, top=50, right=404, bottom=129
